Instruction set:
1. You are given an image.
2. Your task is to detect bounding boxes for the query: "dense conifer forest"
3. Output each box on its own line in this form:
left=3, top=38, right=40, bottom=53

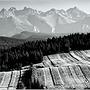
left=0, top=33, right=90, bottom=71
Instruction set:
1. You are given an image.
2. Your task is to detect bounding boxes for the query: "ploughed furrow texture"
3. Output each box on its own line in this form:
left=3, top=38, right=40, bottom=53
left=43, top=56, right=52, bottom=67
left=57, top=54, right=67, bottom=65
left=73, top=65, right=90, bottom=88
left=0, top=72, right=12, bottom=88
left=31, top=68, right=38, bottom=87
left=63, top=66, right=77, bottom=88
left=32, top=66, right=90, bottom=89
left=35, top=68, right=45, bottom=87
left=58, top=67, right=72, bottom=89
left=9, top=71, right=20, bottom=88
left=33, top=50, right=90, bottom=68
left=69, top=66, right=85, bottom=88
left=49, top=67, right=64, bottom=89
left=31, top=67, right=54, bottom=88
left=63, top=53, right=73, bottom=64
left=69, top=53, right=81, bottom=64
left=59, top=54, right=70, bottom=64
left=74, top=51, right=90, bottom=65
left=80, top=51, right=90, bottom=61
left=48, top=55, right=58, bottom=67
left=70, top=51, right=83, bottom=64
left=44, top=68, right=54, bottom=88
left=64, top=53, right=75, bottom=63
left=80, top=65, right=90, bottom=83
left=84, top=50, right=90, bottom=57
left=13, top=71, right=20, bottom=88
left=0, top=72, right=4, bottom=85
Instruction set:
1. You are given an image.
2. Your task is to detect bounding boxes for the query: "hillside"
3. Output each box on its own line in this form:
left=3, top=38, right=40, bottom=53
left=30, top=50, right=90, bottom=89
left=12, top=31, right=54, bottom=40
left=1, top=50, right=90, bottom=89
left=0, top=36, right=26, bottom=50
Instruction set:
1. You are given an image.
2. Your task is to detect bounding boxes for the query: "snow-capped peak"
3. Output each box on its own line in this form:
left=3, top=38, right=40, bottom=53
left=66, top=6, right=87, bottom=20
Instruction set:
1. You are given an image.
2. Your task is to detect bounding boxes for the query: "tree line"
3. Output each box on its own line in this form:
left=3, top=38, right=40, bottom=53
left=0, top=33, right=90, bottom=71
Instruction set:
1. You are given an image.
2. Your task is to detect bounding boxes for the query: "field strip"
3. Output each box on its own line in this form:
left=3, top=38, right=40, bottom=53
left=9, top=71, right=20, bottom=88
left=13, top=71, right=20, bottom=88
left=58, top=67, right=72, bottom=88
left=59, top=54, right=70, bottom=65
left=63, top=53, right=74, bottom=63
left=70, top=51, right=84, bottom=64
left=69, top=66, right=85, bottom=88
left=74, top=51, right=90, bottom=65
left=79, top=51, right=90, bottom=63
left=62, top=66, right=76, bottom=88
left=36, top=68, right=45, bottom=87
left=57, top=54, right=66, bottom=64
left=0, top=72, right=11, bottom=88
left=69, top=53, right=81, bottom=63
left=44, top=68, right=54, bottom=88
left=79, top=65, right=90, bottom=84
left=43, top=56, right=51, bottom=67
left=46, top=56, right=53, bottom=67
left=69, top=52, right=82, bottom=64
left=43, top=59, right=52, bottom=67
left=65, top=66, right=78, bottom=88
left=84, top=50, right=90, bottom=57
left=9, top=71, right=17, bottom=87
left=31, top=68, right=38, bottom=84
left=0, top=72, right=6, bottom=87
left=61, top=53, right=71, bottom=64
left=64, top=53, right=75, bottom=63
left=78, top=51, right=87, bottom=60
left=47, top=56, right=56, bottom=66
left=73, top=65, right=89, bottom=88
left=80, top=51, right=90, bottom=61
left=50, top=67, right=64, bottom=89
left=0, top=72, right=4, bottom=85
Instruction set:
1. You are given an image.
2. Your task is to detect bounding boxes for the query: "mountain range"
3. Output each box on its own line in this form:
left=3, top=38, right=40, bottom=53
left=0, top=6, right=90, bottom=39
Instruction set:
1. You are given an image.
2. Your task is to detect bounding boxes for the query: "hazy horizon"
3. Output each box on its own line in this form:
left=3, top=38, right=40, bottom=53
left=0, top=0, right=90, bottom=14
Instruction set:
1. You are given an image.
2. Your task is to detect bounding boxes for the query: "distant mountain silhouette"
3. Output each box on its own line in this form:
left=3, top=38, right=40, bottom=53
left=0, top=6, right=90, bottom=37
left=12, top=31, right=55, bottom=40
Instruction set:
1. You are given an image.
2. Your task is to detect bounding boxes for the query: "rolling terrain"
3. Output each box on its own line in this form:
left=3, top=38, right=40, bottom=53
left=0, top=36, right=26, bottom=50
left=1, top=50, right=90, bottom=89
left=31, top=50, right=90, bottom=89
left=12, top=31, right=54, bottom=40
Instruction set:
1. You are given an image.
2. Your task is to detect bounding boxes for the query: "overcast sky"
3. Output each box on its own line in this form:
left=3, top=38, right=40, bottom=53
left=0, top=0, right=90, bottom=13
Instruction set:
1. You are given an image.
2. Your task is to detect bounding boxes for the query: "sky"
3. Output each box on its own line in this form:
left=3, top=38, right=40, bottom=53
left=0, top=0, right=90, bottom=13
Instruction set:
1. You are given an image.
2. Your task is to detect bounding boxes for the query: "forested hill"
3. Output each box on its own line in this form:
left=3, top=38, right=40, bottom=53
left=1, top=33, right=90, bottom=71
left=0, top=36, right=26, bottom=50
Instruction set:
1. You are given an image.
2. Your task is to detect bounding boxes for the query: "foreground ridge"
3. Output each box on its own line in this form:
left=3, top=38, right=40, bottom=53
left=1, top=50, right=90, bottom=89
left=32, top=50, right=90, bottom=89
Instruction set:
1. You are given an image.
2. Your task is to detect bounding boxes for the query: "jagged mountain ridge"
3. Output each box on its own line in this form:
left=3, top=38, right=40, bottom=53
left=0, top=6, right=89, bottom=37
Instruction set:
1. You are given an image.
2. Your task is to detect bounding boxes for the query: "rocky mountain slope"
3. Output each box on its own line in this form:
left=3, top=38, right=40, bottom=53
left=0, top=7, right=90, bottom=37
